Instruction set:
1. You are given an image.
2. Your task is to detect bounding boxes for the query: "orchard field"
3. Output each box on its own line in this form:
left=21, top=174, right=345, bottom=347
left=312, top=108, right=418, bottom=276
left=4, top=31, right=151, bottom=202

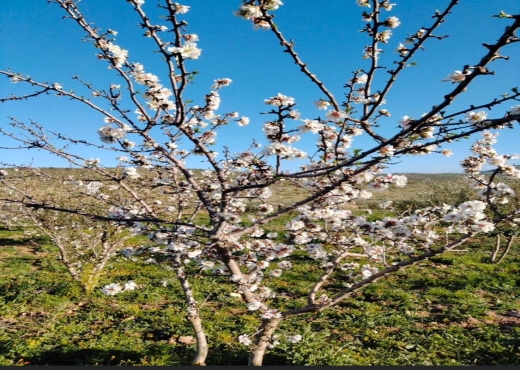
left=0, top=171, right=519, bottom=366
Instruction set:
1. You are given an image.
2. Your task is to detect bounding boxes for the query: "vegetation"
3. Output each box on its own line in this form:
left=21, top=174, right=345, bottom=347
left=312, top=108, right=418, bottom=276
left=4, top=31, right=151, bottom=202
left=0, top=174, right=519, bottom=366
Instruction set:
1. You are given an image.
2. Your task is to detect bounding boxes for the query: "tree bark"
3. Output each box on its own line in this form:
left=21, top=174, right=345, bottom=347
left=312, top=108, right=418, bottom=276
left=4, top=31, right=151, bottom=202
left=173, top=254, right=208, bottom=366
left=248, top=317, right=283, bottom=366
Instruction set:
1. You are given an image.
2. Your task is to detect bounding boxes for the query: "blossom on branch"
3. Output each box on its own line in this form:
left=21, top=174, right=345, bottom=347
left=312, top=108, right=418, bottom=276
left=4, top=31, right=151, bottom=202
left=442, top=70, right=467, bottom=83
left=465, top=111, right=488, bottom=125
left=314, top=100, right=331, bottom=110
left=384, top=16, right=401, bottom=28
left=168, top=42, right=202, bottom=59
left=326, top=110, right=348, bottom=122
left=264, top=93, right=294, bottom=106
left=234, top=5, right=262, bottom=19
left=211, top=78, right=232, bottom=89
left=173, top=3, right=190, bottom=14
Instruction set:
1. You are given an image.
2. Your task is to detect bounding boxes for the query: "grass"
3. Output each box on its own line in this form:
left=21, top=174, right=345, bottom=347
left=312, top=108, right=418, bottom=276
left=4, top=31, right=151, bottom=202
left=1, top=172, right=519, bottom=365
left=0, top=226, right=519, bottom=365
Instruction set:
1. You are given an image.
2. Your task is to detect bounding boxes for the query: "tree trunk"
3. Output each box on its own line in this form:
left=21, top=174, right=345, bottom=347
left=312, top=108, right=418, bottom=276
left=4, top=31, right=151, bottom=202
left=496, top=234, right=515, bottom=264
left=490, top=234, right=501, bottom=263
left=248, top=317, right=282, bottom=366
left=173, top=254, right=208, bottom=366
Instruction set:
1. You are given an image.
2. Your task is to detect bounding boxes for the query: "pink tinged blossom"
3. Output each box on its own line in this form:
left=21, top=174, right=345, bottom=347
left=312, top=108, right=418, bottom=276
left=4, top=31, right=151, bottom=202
left=326, top=110, right=348, bottom=122
left=356, top=0, right=370, bottom=7
left=471, top=220, right=495, bottom=233
left=442, top=70, right=467, bottom=83
left=379, top=146, right=395, bottom=157
left=441, top=149, right=453, bottom=157
left=465, top=111, right=488, bottom=125
left=262, top=309, right=282, bottom=319
left=258, top=204, right=274, bottom=214
left=298, top=119, right=324, bottom=134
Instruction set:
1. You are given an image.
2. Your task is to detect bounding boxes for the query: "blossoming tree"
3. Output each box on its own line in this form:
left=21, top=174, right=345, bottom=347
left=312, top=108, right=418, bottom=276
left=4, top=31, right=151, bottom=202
left=1, top=0, right=520, bottom=365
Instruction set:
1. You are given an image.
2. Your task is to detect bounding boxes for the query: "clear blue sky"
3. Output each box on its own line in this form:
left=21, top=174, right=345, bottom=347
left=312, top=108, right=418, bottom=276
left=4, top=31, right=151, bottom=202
left=1, top=0, right=519, bottom=173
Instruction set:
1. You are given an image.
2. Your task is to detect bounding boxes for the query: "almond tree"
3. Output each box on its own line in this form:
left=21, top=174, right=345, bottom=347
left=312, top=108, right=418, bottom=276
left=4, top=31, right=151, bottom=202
left=1, top=0, right=520, bottom=366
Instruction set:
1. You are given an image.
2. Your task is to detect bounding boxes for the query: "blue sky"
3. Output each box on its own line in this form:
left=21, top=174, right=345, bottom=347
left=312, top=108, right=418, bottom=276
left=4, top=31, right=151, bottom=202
left=1, top=0, right=519, bottom=173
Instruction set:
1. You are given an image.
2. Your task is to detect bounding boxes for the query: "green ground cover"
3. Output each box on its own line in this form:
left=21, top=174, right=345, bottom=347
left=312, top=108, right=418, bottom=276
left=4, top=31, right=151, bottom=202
left=0, top=172, right=519, bottom=365
left=0, top=226, right=518, bottom=365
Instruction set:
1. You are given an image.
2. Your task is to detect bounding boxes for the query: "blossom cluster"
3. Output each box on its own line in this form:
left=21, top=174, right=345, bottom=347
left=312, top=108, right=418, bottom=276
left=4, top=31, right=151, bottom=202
left=101, top=280, right=139, bottom=295
left=234, top=1, right=283, bottom=30
left=98, top=39, right=129, bottom=68
left=131, top=63, right=176, bottom=111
